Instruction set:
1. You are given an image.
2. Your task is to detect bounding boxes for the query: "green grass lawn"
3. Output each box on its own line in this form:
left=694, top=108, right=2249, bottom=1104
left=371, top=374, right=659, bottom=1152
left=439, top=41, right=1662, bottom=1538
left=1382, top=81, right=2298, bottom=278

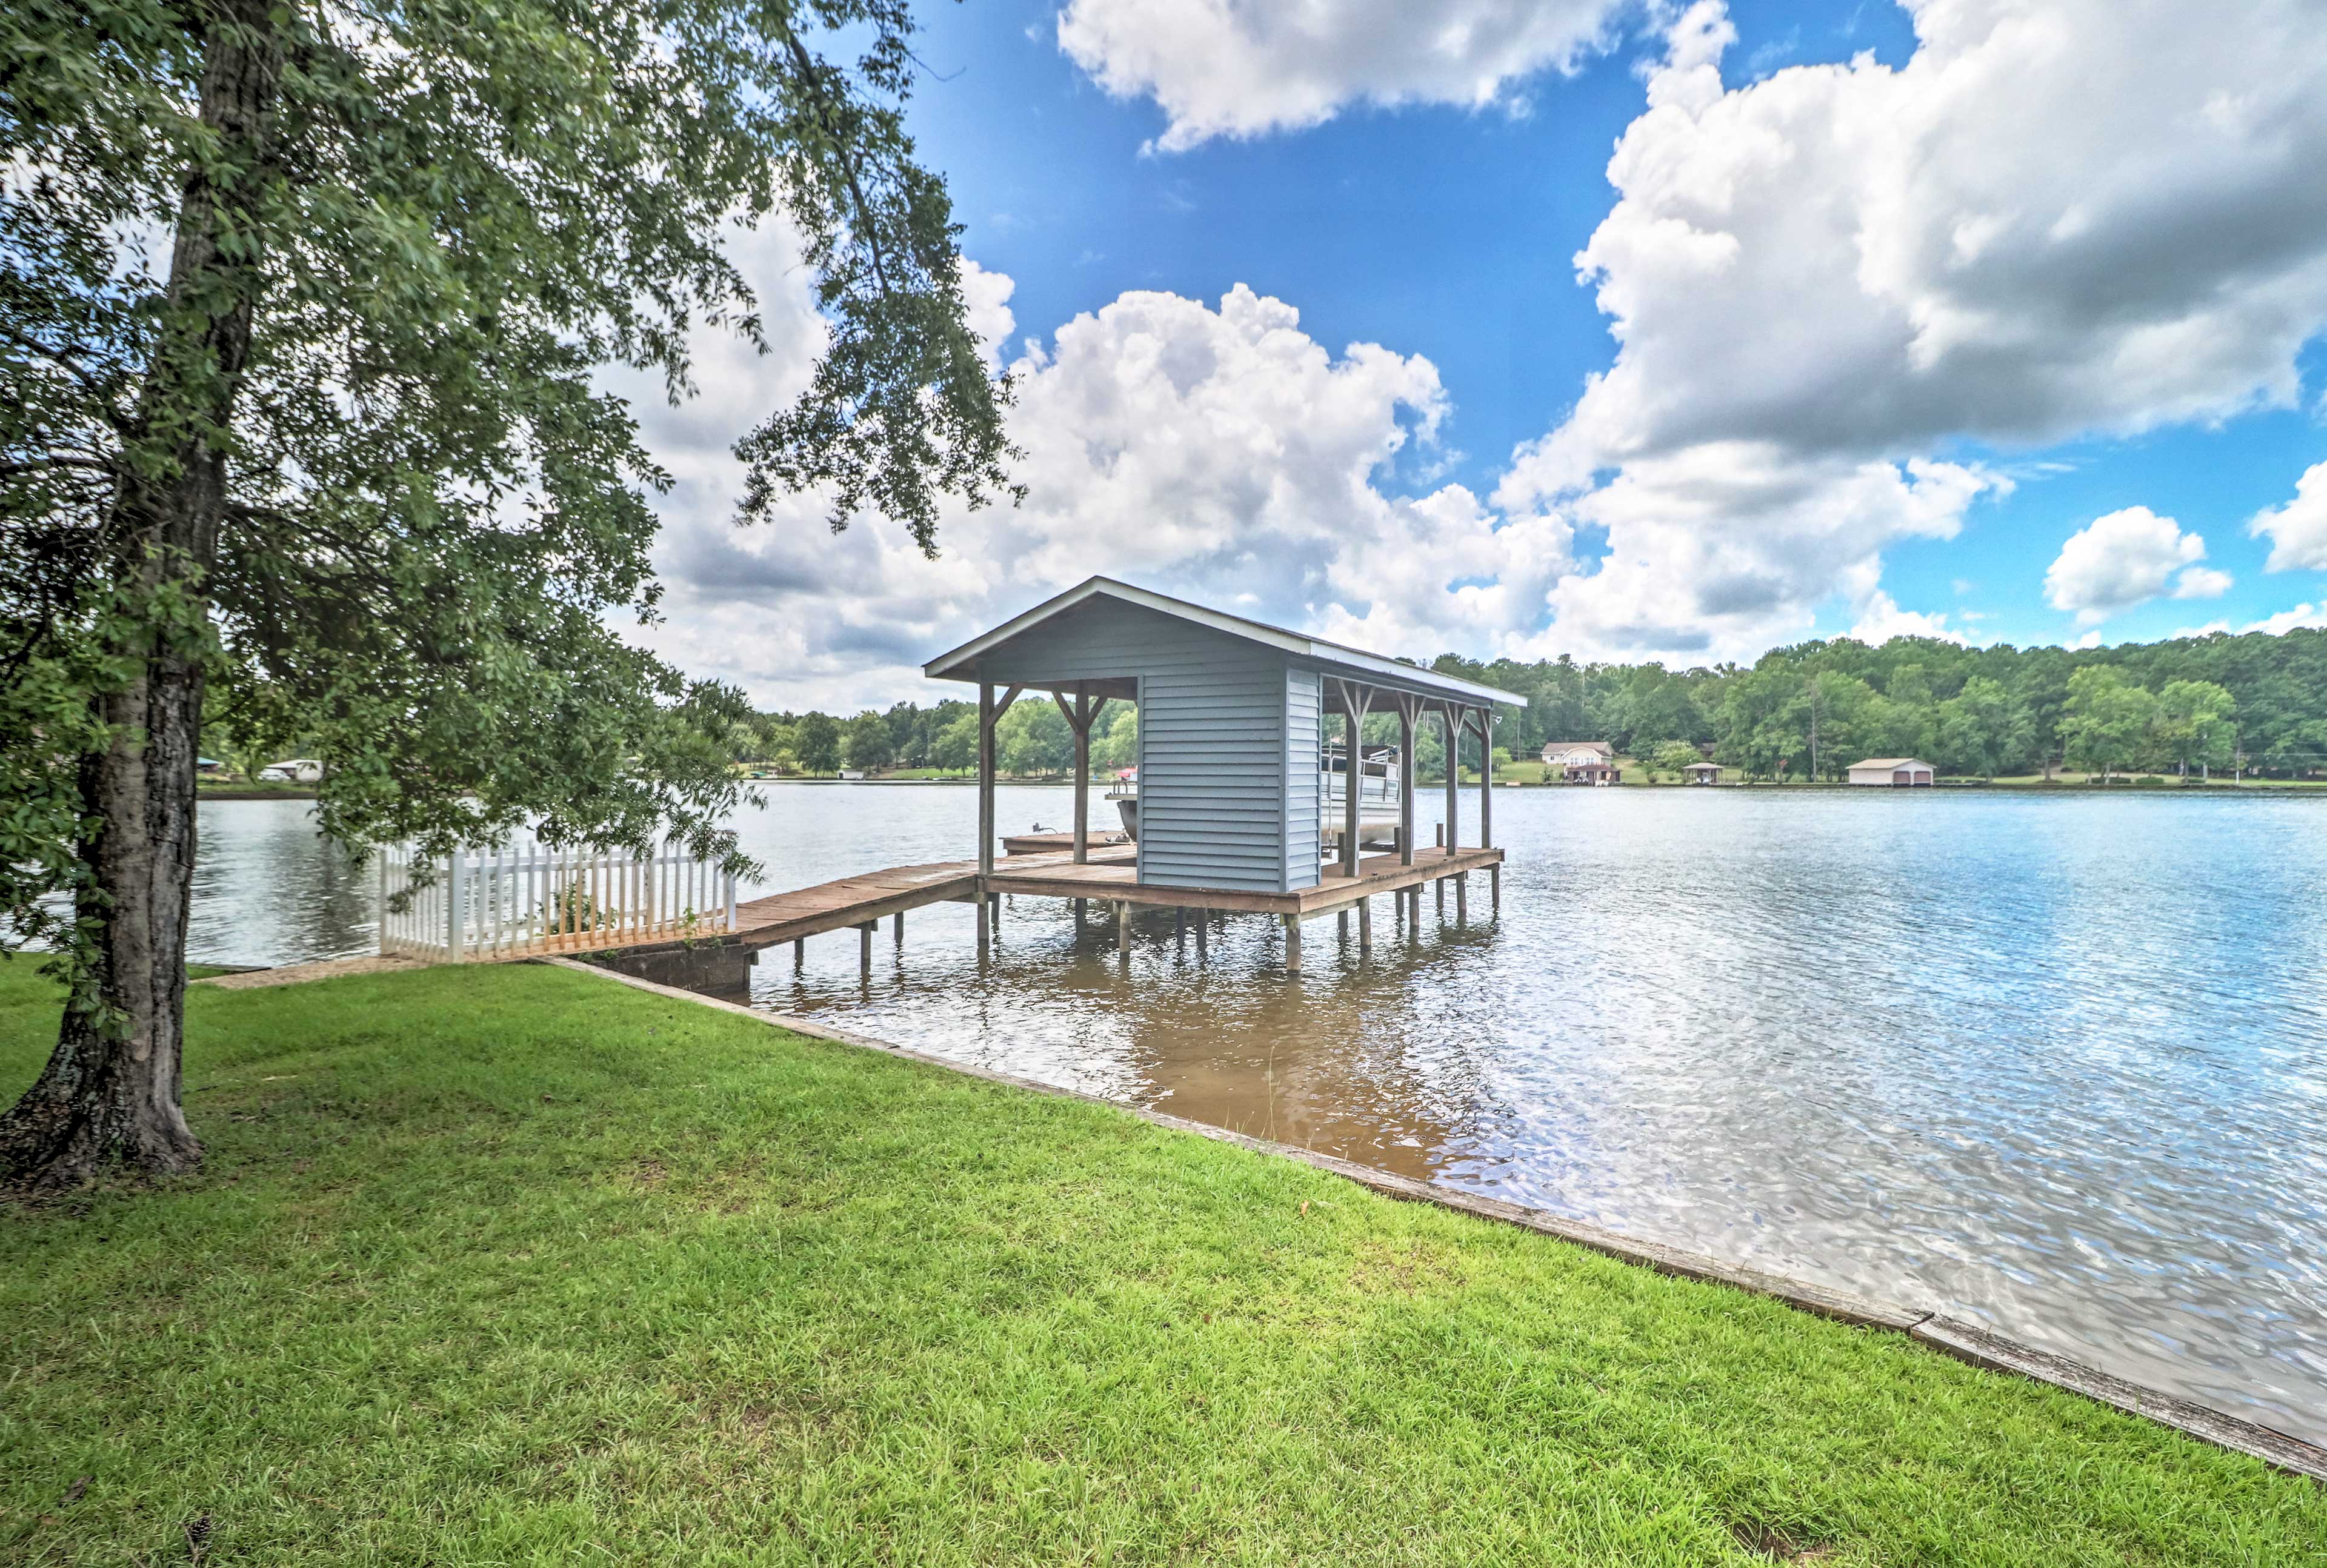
left=2, top=963, right=2319, bottom=1565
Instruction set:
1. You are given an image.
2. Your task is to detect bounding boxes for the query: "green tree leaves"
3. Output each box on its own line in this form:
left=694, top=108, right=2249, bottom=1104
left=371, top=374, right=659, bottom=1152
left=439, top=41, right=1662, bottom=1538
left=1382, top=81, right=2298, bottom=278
left=2059, top=668, right=2161, bottom=781
left=1935, top=677, right=2036, bottom=781
left=2, top=0, right=1021, bottom=1136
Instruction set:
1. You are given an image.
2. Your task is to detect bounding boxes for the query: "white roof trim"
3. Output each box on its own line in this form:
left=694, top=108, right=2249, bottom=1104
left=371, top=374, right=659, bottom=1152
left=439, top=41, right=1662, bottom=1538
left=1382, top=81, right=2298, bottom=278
left=923, top=576, right=1527, bottom=706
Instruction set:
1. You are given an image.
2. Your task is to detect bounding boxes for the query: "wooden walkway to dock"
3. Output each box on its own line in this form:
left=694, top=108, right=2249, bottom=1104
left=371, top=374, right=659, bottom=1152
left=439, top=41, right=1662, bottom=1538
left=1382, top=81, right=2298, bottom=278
left=727, top=843, right=1136, bottom=951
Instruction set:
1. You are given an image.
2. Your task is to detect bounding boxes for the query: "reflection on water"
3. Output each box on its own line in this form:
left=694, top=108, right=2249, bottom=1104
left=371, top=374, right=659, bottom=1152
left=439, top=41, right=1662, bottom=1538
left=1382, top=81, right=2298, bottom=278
left=193, top=785, right=2327, bottom=1443
left=190, top=799, right=378, bottom=966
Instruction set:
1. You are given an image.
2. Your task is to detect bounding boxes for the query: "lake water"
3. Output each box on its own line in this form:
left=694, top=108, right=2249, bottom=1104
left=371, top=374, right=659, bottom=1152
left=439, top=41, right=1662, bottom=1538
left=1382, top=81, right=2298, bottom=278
left=188, top=785, right=2327, bottom=1446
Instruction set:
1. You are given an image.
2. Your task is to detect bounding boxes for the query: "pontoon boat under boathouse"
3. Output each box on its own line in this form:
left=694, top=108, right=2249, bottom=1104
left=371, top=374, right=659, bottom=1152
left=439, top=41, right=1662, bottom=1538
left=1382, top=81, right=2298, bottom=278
left=925, top=577, right=1526, bottom=969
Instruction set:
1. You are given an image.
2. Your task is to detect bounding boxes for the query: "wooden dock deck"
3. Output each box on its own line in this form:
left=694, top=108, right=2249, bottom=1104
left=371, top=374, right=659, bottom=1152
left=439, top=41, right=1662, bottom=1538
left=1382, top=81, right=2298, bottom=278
left=984, top=843, right=1500, bottom=915
left=606, top=839, right=1499, bottom=983
left=999, top=829, right=1133, bottom=856
left=727, top=843, right=1136, bottom=950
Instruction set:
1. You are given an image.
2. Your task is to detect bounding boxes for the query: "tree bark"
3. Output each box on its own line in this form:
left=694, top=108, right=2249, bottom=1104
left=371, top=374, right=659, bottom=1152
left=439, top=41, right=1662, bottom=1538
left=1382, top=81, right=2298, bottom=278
left=0, top=2, right=282, bottom=1192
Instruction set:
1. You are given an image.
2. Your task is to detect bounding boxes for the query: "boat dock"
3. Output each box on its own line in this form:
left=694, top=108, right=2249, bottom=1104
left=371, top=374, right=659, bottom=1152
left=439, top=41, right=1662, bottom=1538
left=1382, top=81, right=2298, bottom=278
left=595, top=578, right=1524, bottom=990
left=597, top=834, right=1500, bottom=989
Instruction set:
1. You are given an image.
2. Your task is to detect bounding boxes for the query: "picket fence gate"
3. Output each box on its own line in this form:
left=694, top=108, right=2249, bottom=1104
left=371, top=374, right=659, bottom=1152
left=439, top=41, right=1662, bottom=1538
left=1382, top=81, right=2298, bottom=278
left=379, top=838, right=737, bottom=962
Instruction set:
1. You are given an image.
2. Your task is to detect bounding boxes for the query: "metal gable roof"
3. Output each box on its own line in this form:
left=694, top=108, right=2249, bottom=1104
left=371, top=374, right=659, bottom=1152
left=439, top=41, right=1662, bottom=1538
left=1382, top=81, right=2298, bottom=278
left=923, top=577, right=1527, bottom=707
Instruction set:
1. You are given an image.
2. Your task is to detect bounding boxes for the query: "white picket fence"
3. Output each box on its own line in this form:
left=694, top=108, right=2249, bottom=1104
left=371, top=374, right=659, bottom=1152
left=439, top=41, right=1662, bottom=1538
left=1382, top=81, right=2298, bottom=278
left=379, top=838, right=737, bottom=962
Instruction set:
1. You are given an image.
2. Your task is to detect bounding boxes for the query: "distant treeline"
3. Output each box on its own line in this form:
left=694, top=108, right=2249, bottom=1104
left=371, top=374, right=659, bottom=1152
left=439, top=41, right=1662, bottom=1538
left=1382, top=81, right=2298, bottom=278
left=728, top=697, right=1139, bottom=777
left=1428, top=624, right=2327, bottom=780
left=732, top=625, right=2327, bottom=782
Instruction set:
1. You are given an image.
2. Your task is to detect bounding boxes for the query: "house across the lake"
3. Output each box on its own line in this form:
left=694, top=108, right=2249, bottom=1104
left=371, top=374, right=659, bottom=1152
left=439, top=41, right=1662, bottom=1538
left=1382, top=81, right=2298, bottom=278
left=1846, top=757, right=1935, bottom=787
left=1542, top=741, right=1622, bottom=784
left=1684, top=762, right=1722, bottom=786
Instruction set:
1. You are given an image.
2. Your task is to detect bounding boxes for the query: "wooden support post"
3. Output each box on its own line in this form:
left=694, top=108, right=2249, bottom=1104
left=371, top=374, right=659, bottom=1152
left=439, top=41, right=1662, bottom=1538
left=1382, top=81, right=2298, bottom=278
left=793, top=937, right=804, bottom=969
left=1195, top=914, right=1208, bottom=960
left=1335, top=680, right=1372, bottom=882
left=1479, top=709, right=1495, bottom=849
left=1338, top=908, right=1350, bottom=942
left=1397, top=697, right=1419, bottom=866
left=892, top=911, right=904, bottom=946
left=989, top=891, right=1002, bottom=935
left=1436, top=877, right=1444, bottom=914
left=977, top=682, right=996, bottom=879
left=1054, top=687, right=1105, bottom=866
left=1175, top=906, right=1185, bottom=946
left=1357, top=895, right=1371, bottom=955
left=1456, top=872, right=1467, bottom=923
left=1441, top=703, right=1462, bottom=853
left=1074, top=896, right=1085, bottom=926
left=859, top=921, right=873, bottom=978
left=1072, top=693, right=1090, bottom=865
left=976, top=680, right=996, bottom=951
left=1283, top=913, right=1302, bottom=974
left=1491, top=863, right=1500, bottom=912
left=1436, top=821, right=1445, bottom=848
left=1116, top=900, right=1131, bottom=957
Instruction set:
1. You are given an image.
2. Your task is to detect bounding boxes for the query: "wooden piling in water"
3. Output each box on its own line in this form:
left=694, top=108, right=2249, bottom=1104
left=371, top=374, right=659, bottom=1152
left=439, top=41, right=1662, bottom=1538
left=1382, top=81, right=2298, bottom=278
left=1456, top=872, right=1467, bottom=923
left=1283, top=912, right=1302, bottom=973
left=1357, top=895, right=1371, bottom=956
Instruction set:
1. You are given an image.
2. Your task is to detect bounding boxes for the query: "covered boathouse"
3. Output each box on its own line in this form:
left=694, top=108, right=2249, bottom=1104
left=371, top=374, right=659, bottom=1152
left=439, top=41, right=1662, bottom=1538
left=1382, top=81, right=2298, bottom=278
left=923, top=577, right=1526, bottom=969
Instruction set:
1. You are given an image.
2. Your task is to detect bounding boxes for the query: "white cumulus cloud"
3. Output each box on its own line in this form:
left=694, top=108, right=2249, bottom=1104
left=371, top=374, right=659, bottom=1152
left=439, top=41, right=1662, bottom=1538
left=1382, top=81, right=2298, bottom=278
left=2171, top=565, right=2234, bottom=601
left=2043, top=507, right=2222, bottom=625
left=2249, top=460, right=2327, bottom=573
left=1495, top=0, right=2327, bottom=661
left=2244, top=602, right=2327, bottom=635
left=1056, top=0, right=1631, bottom=151
left=610, top=0, right=2327, bottom=700
left=625, top=262, right=1568, bottom=706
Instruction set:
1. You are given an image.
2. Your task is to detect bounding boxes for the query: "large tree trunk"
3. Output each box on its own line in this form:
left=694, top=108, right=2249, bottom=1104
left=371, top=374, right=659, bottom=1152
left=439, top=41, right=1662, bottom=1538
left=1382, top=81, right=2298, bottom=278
left=0, top=3, right=282, bottom=1193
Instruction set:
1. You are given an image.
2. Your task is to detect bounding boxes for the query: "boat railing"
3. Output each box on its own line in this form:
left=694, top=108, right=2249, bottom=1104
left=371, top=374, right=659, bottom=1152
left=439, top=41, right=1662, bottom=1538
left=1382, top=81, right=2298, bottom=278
left=1322, top=742, right=1400, bottom=806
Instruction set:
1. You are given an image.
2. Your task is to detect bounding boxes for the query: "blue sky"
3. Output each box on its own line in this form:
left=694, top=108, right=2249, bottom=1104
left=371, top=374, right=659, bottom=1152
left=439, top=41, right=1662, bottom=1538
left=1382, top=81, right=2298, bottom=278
left=631, top=0, right=2327, bottom=706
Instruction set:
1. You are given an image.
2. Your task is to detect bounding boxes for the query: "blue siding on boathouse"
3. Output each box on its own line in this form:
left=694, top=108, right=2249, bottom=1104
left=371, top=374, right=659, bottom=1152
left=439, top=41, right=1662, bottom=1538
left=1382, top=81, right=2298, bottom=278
left=965, top=598, right=1301, bottom=894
